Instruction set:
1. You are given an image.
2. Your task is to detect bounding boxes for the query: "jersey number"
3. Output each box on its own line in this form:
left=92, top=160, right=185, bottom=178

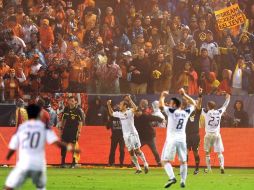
left=208, top=117, right=220, bottom=127
left=176, top=119, right=184, bottom=129
left=22, top=132, right=41, bottom=149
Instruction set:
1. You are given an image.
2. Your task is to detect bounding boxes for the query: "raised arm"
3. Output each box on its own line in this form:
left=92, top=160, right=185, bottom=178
left=179, top=88, right=197, bottom=107
left=220, top=93, right=231, bottom=112
left=159, top=91, right=169, bottom=108
left=107, top=100, right=114, bottom=117
left=126, top=95, right=137, bottom=112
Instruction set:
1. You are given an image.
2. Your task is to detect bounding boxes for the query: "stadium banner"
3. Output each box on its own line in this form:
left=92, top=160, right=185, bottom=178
left=215, top=4, right=246, bottom=30
left=0, top=127, right=254, bottom=167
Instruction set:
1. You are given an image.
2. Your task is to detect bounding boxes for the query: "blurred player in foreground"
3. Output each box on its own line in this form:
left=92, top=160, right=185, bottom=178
left=202, top=93, right=231, bottom=174
left=160, top=88, right=196, bottom=188
left=4, top=104, right=79, bottom=190
left=107, top=95, right=149, bottom=174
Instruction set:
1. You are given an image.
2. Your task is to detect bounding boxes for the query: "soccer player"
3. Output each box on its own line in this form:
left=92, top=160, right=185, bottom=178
left=60, top=96, right=83, bottom=168
left=107, top=95, right=149, bottom=174
left=186, top=88, right=203, bottom=175
left=202, top=93, right=230, bottom=174
left=4, top=104, right=79, bottom=190
left=160, top=88, right=196, bottom=188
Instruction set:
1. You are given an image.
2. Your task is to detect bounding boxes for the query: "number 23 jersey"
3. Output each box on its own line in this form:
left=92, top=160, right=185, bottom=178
left=202, top=108, right=224, bottom=134
left=164, top=105, right=195, bottom=142
left=8, top=120, right=58, bottom=171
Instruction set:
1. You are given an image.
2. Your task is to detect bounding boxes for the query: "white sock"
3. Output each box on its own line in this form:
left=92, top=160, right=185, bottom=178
left=137, top=151, right=148, bottom=166
left=37, top=188, right=46, bottom=190
left=206, top=155, right=211, bottom=170
left=218, top=153, right=224, bottom=169
left=131, top=155, right=141, bottom=170
left=164, top=162, right=175, bottom=180
left=180, top=163, right=187, bottom=183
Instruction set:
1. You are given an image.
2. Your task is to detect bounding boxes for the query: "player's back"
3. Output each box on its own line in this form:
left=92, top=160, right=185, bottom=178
left=202, top=109, right=223, bottom=133
left=10, top=120, right=56, bottom=171
left=166, top=106, right=195, bottom=142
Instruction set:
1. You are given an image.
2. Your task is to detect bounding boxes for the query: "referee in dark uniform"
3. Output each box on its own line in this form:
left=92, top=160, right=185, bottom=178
left=186, top=89, right=203, bottom=174
left=61, top=96, right=83, bottom=168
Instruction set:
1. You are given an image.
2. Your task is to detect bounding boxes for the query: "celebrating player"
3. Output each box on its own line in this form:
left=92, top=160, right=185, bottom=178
left=160, top=88, right=196, bottom=188
left=186, top=88, right=203, bottom=175
left=107, top=95, right=149, bottom=174
left=202, top=93, right=231, bottom=174
left=4, top=104, right=79, bottom=190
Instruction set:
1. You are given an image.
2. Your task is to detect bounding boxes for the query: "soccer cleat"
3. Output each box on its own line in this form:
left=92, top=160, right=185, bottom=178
left=193, top=169, right=199, bottom=175
left=144, top=164, right=149, bottom=174
left=220, top=168, right=225, bottom=174
left=180, top=182, right=186, bottom=188
left=164, top=178, right=177, bottom=188
left=204, top=168, right=212, bottom=173
left=135, top=170, right=142, bottom=174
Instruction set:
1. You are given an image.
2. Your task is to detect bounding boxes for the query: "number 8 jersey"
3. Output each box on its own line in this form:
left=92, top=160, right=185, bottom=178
left=164, top=105, right=195, bottom=142
left=8, top=120, right=58, bottom=171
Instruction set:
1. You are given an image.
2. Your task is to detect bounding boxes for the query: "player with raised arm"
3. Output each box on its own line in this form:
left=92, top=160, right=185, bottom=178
left=202, top=93, right=231, bottom=174
left=4, top=104, right=79, bottom=190
left=160, top=88, right=196, bottom=188
left=107, top=95, right=149, bottom=174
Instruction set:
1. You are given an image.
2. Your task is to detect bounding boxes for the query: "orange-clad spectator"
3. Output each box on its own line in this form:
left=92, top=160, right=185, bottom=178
left=217, top=69, right=232, bottom=95
left=0, top=57, right=10, bottom=77
left=39, top=19, right=54, bottom=51
left=7, top=16, right=24, bottom=38
left=104, top=7, right=116, bottom=28
left=75, top=23, right=85, bottom=43
left=15, top=98, right=28, bottom=127
left=4, top=69, right=21, bottom=101
left=16, top=6, right=26, bottom=25
left=55, top=4, right=66, bottom=25
left=177, top=61, right=198, bottom=95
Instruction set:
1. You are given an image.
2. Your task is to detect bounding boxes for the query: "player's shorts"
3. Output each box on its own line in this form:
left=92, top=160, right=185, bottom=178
left=204, top=133, right=224, bottom=153
left=5, top=167, right=46, bottom=189
left=123, top=133, right=141, bottom=151
left=161, top=140, right=187, bottom=162
left=62, top=126, right=78, bottom=143
left=187, top=134, right=200, bottom=151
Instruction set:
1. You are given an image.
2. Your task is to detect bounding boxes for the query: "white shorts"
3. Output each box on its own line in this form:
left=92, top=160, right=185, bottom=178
left=5, top=167, right=46, bottom=189
left=123, top=133, right=141, bottom=151
left=161, top=140, right=187, bottom=162
left=204, top=133, right=224, bottom=153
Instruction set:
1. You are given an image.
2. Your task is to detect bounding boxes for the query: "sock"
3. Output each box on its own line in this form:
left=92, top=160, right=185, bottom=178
left=131, top=155, right=141, bottom=170
left=206, top=155, right=211, bottom=170
left=180, top=163, right=187, bottom=183
left=218, top=153, right=224, bottom=169
left=137, top=151, right=148, bottom=166
left=37, top=188, right=46, bottom=190
left=164, top=162, right=175, bottom=180
left=195, top=155, right=200, bottom=170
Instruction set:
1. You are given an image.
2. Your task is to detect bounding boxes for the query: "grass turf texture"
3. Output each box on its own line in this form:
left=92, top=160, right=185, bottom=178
left=0, top=167, right=254, bottom=190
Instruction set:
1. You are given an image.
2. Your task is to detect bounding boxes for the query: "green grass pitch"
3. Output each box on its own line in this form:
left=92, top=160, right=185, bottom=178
left=0, top=167, right=254, bottom=190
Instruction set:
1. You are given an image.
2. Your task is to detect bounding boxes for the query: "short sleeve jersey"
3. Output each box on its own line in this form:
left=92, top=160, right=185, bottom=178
left=9, top=120, right=58, bottom=171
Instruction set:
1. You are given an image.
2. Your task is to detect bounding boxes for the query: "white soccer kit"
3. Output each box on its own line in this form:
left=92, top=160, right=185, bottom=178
left=113, top=109, right=141, bottom=151
left=202, top=97, right=230, bottom=153
left=161, top=105, right=195, bottom=162
left=5, top=120, right=58, bottom=189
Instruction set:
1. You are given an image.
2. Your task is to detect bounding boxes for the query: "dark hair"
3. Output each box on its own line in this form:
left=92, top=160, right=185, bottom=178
left=207, top=101, right=216, bottom=110
left=37, top=98, right=45, bottom=107
left=171, top=98, right=181, bottom=108
left=234, top=100, right=244, bottom=110
left=26, top=104, right=41, bottom=119
left=68, top=96, right=77, bottom=101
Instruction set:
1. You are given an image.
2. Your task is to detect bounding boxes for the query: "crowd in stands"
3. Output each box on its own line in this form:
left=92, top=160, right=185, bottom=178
left=0, top=0, right=254, bottom=102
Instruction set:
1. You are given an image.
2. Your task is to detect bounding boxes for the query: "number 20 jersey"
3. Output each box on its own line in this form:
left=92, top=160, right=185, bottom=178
left=8, top=120, right=58, bottom=171
left=164, top=105, right=195, bottom=142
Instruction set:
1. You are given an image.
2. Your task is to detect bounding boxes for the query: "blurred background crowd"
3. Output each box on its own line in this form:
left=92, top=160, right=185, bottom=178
left=0, top=0, right=254, bottom=102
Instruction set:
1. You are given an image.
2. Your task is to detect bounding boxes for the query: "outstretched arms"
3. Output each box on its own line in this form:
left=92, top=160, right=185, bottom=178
left=179, top=88, right=197, bottom=107
left=159, top=91, right=169, bottom=108
left=107, top=100, right=114, bottom=117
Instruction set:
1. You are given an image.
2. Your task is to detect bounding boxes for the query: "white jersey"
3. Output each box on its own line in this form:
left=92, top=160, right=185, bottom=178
left=202, top=97, right=230, bottom=134
left=113, top=109, right=138, bottom=136
left=164, top=105, right=195, bottom=142
left=9, top=120, right=58, bottom=171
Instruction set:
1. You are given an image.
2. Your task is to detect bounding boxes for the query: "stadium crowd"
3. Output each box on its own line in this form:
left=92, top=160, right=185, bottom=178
left=0, top=0, right=254, bottom=102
